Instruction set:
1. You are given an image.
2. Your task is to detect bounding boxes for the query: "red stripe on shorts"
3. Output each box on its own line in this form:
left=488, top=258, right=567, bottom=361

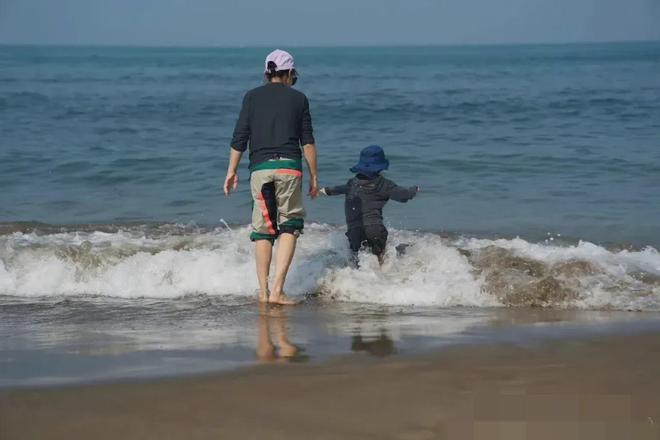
left=257, top=192, right=277, bottom=235
left=275, top=169, right=303, bottom=177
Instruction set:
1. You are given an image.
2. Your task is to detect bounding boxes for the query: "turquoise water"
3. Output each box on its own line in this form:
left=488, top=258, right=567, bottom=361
left=2, top=42, right=659, bottom=246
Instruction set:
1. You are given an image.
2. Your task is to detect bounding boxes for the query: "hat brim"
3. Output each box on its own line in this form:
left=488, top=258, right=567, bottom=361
left=350, top=160, right=389, bottom=174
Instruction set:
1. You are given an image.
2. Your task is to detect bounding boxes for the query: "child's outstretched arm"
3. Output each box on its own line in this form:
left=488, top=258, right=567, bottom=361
left=386, top=180, right=419, bottom=202
left=320, top=181, right=350, bottom=196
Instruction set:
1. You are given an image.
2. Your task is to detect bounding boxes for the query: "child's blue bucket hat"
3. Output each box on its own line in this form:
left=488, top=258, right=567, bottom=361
left=350, top=145, right=390, bottom=175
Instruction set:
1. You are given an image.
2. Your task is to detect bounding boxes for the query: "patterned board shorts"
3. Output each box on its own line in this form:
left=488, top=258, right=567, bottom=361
left=249, top=159, right=305, bottom=242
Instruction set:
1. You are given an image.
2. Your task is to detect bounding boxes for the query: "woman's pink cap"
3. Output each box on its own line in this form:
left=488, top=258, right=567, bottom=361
left=264, top=49, right=295, bottom=73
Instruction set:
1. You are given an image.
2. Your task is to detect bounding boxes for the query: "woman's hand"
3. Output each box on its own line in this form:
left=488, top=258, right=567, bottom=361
left=308, top=175, right=319, bottom=199
left=224, top=149, right=243, bottom=196
left=223, top=171, right=239, bottom=195
left=303, top=144, right=318, bottom=199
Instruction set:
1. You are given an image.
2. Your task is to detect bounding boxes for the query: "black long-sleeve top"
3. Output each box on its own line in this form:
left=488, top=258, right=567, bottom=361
left=230, top=83, right=315, bottom=167
left=325, top=175, right=418, bottom=230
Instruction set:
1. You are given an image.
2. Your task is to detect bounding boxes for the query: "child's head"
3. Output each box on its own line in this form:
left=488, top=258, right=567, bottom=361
left=350, top=145, right=389, bottom=178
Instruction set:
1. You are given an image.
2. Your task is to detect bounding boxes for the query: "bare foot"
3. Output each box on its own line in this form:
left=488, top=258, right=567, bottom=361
left=268, top=293, right=299, bottom=305
left=257, top=289, right=269, bottom=303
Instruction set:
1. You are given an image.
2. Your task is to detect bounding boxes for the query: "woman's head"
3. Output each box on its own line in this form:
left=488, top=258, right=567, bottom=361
left=264, top=49, right=298, bottom=86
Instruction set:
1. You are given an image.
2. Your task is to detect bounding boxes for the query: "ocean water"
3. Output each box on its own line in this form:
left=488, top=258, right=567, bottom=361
left=2, top=43, right=660, bottom=243
left=1, top=43, right=660, bottom=385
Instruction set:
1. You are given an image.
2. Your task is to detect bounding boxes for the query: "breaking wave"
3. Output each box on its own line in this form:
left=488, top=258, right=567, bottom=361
left=0, top=223, right=658, bottom=311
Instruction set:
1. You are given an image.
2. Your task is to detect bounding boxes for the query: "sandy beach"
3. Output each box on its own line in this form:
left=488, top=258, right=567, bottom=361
left=2, top=331, right=659, bottom=440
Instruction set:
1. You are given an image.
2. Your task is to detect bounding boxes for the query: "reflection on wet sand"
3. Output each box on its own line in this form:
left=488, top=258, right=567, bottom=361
left=256, top=304, right=308, bottom=363
left=351, top=331, right=395, bottom=357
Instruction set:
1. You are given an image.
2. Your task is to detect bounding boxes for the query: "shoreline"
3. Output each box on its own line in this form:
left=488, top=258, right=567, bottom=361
left=2, top=330, right=659, bottom=439
left=3, top=304, right=660, bottom=389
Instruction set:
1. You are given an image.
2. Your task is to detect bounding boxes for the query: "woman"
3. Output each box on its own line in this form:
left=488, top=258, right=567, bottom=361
left=223, top=49, right=318, bottom=305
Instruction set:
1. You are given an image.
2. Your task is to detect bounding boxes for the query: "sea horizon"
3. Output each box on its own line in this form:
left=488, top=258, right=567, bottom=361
left=2, top=38, right=660, bottom=50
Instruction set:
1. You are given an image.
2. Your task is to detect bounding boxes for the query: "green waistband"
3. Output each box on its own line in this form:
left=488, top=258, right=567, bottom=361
left=250, top=158, right=303, bottom=173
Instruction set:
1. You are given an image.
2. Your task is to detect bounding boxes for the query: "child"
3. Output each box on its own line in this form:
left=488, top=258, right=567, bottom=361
left=320, top=145, right=418, bottom=264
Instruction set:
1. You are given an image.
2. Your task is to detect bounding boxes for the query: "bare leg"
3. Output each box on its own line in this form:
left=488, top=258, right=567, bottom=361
left=269, top=233, right=299, bottom=305
left=255, top=240, right=273, bottom=303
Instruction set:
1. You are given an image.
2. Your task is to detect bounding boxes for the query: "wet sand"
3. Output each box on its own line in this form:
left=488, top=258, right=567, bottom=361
left=2, top=332, right=659, bottom=440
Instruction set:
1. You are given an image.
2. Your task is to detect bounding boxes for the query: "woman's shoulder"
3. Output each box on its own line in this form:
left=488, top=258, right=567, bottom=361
left=289, top=87, right=308, bottom=99
left=246, top=84, right=308, bottom=101
left=279, top=85, right=309, bottom=102
left=245, top=84, right=268, bottom=96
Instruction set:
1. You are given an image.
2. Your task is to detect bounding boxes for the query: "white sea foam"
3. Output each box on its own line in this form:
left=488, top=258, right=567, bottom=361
left=459, top=237, right=660, bottom=276
left=459, top=237, right=660, bottom=311
left=318, top=229, right=494, bottom=307
left=0, top=225, right=658, bottom=310
left=0, top=227, right=258, bottom=298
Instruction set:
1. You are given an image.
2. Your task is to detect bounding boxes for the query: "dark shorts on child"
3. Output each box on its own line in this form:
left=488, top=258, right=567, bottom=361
left=346, top=225, right=388, bottom=256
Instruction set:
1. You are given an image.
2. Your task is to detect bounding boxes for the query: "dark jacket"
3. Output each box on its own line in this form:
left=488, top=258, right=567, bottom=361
left=230, top=83, right=315, bottom=167
left=325, top=175, right=417, bottom=230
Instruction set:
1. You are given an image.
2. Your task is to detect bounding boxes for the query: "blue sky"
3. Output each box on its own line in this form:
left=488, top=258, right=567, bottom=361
left=1, top=0, right=659, bottom=46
